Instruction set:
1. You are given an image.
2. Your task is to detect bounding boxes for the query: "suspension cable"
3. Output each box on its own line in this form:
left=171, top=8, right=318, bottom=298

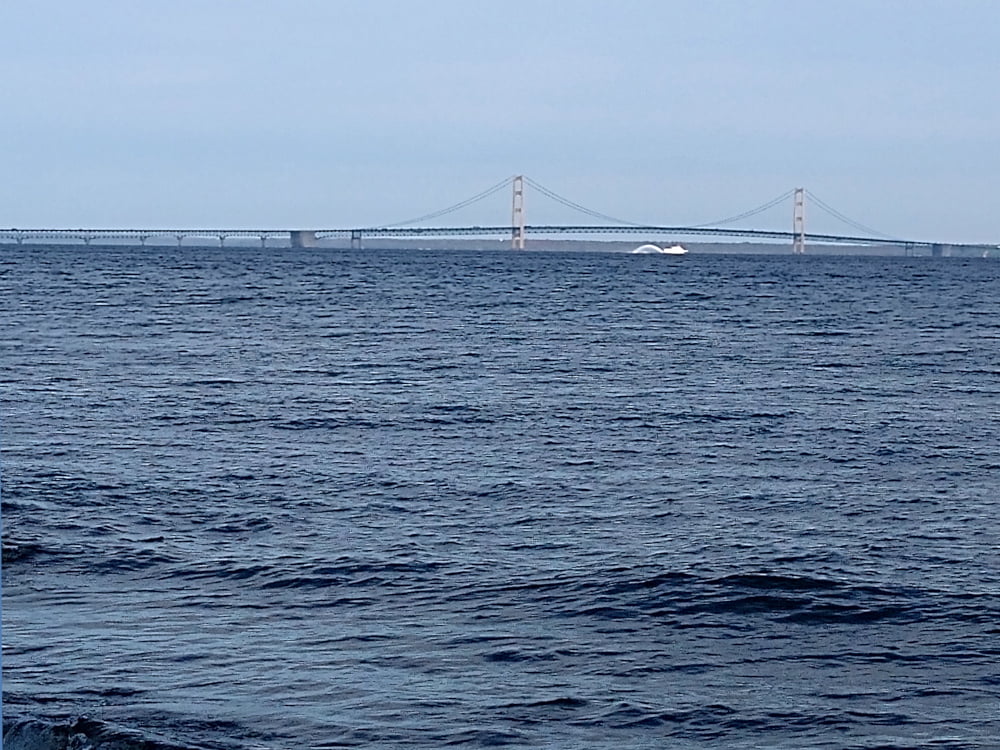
left=691, top=190, right=796, bottom=228
left=522, top=177, right=650, bottom=226
left=378, top=176, right=516, bottom=228
left=375, top=176, right=892, bottom=238
left=805, top=190, right=897, bottom=239
left=527, top=178, right=799, bottom=231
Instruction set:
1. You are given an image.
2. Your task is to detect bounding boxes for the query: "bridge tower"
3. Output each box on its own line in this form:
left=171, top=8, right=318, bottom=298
left=511, top=175, right=526, bottom=250
left=792, top=187, right=806, bottom=254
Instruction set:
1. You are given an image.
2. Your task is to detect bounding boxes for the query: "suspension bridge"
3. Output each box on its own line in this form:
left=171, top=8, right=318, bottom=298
left=1, top=176, right=995, bottom=255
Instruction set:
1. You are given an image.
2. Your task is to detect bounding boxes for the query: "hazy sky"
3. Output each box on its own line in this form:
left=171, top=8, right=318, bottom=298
left=2, top=1, right=998, bottom=242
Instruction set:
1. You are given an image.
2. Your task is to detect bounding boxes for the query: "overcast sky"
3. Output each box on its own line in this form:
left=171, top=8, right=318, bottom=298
left=1, top=1, right=998, bottom=242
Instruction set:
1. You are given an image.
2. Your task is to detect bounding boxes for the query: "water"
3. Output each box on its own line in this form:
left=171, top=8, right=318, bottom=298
left=2, top=245, right=999, bottom=749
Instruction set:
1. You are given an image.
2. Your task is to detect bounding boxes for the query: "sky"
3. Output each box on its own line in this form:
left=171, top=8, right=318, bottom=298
left=1, top=0, right=999, bottom=243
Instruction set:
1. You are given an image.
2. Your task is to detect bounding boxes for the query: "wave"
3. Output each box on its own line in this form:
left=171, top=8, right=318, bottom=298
left=3, top=716, right=198, bottom=750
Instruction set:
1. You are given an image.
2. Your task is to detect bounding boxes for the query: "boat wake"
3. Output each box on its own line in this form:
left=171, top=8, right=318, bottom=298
left=630, top=243, right=688, bottom=254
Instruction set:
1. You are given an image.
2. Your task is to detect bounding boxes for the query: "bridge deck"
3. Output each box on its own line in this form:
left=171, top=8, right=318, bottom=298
left=0, top=225, right=995, bottom=251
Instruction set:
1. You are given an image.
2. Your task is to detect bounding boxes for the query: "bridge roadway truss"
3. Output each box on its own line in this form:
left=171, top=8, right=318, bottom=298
left=0, top=224, right=996, bottom=253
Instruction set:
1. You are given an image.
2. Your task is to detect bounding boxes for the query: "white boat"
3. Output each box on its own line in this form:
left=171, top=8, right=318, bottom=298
left=631, top=243, right=688, bottom=255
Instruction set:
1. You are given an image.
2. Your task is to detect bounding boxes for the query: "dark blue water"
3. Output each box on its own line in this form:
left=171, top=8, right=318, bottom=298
left=2, top=246, right=999, bottom=749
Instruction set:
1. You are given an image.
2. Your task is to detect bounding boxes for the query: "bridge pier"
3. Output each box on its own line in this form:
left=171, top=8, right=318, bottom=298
left=350, top=230, right=363, bottom=250
left=218, top=234, right=227, bottom=248
left=176, top=234, right=185, bottom=247
left=290, top=230, right=318, bottom=249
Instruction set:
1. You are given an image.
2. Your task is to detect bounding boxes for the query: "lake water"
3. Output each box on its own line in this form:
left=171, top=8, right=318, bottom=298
left=2, top=246, right=999, bottom=749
